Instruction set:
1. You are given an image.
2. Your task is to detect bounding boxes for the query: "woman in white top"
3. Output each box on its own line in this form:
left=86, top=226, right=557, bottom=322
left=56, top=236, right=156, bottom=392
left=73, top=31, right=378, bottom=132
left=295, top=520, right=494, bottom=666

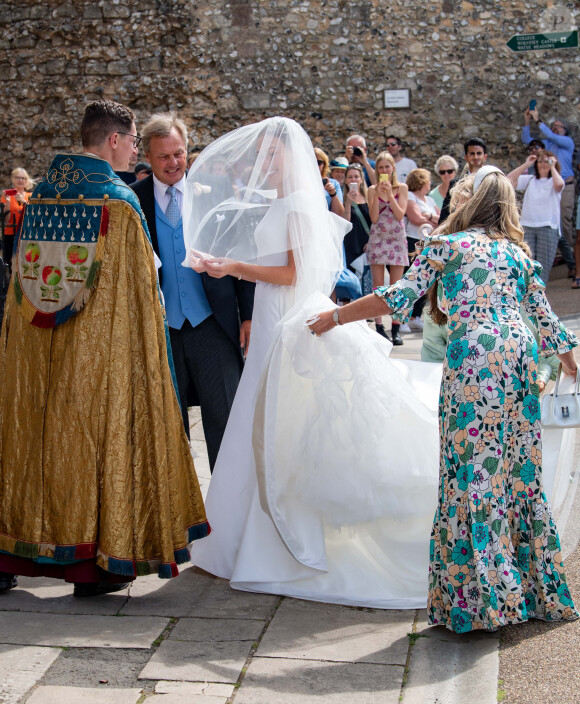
left=403, top=169, right=440, bottom=331
left=508, top=151, right=564, bottom=285
left=429, top=156, right=458, bottom=209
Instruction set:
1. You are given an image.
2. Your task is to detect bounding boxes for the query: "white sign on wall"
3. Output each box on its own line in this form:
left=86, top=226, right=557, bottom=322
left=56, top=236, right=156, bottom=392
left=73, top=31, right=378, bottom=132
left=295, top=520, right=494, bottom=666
left=384, top=89, right=411, bottom=109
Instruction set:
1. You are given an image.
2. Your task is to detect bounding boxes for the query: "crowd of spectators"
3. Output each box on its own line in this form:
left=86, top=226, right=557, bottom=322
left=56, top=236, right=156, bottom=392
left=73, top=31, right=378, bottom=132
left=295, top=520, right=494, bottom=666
left=2, top=108, right=579, bottom=342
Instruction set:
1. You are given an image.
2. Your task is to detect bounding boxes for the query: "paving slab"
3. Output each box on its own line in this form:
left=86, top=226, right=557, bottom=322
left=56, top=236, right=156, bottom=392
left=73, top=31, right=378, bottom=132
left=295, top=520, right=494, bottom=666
left=185, top=579, right=280, bottom=620
left=403, top=613, right=499, bottom=704
left=170, top=617, right=264, bottom=642
left=40, top=647, right=156, bottom=688
left=257, top=598, right=413, bottom=665
left=234, top=657, right=403, bottom=704
left=0, top=612, right=168, bottom=649
left=147, top=695, right=228, bottom=703
left=0, top=644, right=61, bottom=704
left=139, top=639, right=252, bottom=684
left=26, top=685, right=142, bottom=703
left=0, top=576, right=128, bottom=615
left=120, top=566, right=215, bottom=617
left=155, top=681, right=234, bottom=696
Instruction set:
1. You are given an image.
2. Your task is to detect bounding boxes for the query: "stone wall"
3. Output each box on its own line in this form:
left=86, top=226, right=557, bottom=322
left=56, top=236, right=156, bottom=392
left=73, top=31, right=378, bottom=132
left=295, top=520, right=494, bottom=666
left=0, top=0, right=578, bottom=182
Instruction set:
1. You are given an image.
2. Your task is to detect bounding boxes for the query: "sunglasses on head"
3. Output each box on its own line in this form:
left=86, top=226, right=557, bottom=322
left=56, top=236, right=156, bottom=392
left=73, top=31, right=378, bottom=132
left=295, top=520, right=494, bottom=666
left=439, top=169, right=455, bottom=175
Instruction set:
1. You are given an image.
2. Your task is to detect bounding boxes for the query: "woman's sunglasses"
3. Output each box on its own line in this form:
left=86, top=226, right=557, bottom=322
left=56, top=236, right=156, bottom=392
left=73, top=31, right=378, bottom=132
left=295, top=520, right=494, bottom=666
left=439, top=169, right=455, bottom=175
left=316, top=159, right=325, bottom=166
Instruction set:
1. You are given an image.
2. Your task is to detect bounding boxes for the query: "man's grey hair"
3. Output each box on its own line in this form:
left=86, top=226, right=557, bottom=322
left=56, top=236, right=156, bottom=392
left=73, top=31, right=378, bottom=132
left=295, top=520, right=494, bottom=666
left=142, top=112, right=189, bottom=155
left=346, top=134, right=366, bottom=148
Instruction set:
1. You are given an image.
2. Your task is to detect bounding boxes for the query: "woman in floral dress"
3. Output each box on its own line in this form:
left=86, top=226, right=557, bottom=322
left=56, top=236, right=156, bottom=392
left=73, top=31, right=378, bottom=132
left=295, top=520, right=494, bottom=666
left=366, top=151, right=408, bottom=344
left=310, top=168, right=579, bottom=632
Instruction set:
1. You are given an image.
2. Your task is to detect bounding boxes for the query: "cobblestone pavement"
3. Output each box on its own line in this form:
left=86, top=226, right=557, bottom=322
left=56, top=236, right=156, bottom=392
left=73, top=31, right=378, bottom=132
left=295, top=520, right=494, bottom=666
left=0, top=265, right=577, bottom=704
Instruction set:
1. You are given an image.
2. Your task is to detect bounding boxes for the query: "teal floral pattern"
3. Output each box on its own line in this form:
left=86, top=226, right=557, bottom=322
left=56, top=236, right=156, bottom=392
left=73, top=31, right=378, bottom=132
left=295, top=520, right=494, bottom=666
left=376, top=228, right=579, bottom=633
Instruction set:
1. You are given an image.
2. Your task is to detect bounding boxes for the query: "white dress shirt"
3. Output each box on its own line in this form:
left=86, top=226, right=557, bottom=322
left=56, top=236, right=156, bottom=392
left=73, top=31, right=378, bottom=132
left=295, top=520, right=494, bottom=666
left=153, top=173, right=186, bottom=216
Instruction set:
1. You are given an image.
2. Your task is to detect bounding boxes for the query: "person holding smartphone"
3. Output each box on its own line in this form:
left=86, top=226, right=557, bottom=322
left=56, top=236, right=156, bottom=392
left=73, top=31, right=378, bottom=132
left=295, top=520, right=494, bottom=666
left=1, top=168, right=33, bottom=263
left=508, top=150, right=564, bottom=287
left=366, top=151, right=408, bottom=343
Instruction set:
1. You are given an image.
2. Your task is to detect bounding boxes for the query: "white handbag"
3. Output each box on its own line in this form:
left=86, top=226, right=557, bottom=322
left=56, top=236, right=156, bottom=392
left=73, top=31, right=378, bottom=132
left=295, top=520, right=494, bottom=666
left=541, top=365, right=580, bottom=428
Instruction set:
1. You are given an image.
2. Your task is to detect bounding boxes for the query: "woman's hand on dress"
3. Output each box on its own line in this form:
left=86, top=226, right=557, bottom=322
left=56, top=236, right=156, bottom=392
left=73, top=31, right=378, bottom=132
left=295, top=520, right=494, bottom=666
left=307, top=310, right=335, bottom=335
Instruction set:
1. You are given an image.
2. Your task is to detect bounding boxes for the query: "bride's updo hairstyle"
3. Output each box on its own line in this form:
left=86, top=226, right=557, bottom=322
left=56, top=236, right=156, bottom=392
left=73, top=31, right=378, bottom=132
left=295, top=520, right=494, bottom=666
left=441, top=171, right=530, bottom=256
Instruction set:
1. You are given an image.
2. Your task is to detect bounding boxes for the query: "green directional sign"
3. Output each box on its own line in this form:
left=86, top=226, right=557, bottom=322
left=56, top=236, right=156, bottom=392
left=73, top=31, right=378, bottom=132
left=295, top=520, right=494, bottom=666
left=507, top=30, right=578, bottom=52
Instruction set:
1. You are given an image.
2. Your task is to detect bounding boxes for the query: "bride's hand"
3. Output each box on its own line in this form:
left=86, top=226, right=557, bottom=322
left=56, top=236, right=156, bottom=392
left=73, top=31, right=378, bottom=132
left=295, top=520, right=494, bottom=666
left=189, top=250, right=210, bottom=273
left=205, top=257, right=241, bottom=279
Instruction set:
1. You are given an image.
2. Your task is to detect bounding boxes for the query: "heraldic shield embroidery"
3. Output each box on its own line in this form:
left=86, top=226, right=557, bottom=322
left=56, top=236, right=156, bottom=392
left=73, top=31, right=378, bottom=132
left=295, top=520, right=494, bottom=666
left=14, top=157, right=114, bottom=328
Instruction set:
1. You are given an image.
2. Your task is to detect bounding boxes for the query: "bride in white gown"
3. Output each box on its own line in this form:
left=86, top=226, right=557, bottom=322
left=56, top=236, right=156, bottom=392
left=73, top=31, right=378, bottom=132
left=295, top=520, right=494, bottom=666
left=183, top=117, right=444, bottom=608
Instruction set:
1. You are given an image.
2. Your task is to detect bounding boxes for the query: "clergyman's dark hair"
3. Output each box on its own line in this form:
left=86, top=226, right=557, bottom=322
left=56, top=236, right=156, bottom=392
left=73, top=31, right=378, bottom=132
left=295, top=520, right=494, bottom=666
left=80, top=100, right=135, bottom=148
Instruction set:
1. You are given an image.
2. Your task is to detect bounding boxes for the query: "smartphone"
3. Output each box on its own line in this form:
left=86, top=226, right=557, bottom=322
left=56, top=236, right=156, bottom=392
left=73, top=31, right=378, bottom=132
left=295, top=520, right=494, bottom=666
left=322, top=178, right=329, bottom=186
left=4, top=189, right=17, bottom=196
left=349, top=182, right=359, bottom=194
left=379, top=174, right=389, bottom=183
left=529, top=99, right=537, bottom=110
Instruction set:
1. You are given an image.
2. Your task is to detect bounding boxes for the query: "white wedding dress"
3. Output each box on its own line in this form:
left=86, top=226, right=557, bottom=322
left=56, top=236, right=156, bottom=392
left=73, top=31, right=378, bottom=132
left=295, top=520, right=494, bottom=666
left=190, top=198, right=444, bottom=609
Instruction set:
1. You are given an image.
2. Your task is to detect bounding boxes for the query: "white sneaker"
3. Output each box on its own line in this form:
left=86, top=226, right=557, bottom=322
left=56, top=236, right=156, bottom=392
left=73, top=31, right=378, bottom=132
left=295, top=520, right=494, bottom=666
left=408, top=317, right=424, bottom=331
left=399, top=323, right=411, bottom=333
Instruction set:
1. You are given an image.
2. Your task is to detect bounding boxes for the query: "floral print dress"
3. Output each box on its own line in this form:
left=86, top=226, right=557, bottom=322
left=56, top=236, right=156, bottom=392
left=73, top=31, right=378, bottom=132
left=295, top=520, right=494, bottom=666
left=376, top=228, right=579, bottom=633
left=366, top=194, right=409, bottom=266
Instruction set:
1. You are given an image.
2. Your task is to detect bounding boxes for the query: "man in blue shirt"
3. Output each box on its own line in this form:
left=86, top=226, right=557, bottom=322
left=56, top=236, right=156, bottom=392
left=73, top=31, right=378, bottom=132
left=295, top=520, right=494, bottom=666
left=522, top=108, right=577, bottom=269
left=133, top=113, right=254, bottom=470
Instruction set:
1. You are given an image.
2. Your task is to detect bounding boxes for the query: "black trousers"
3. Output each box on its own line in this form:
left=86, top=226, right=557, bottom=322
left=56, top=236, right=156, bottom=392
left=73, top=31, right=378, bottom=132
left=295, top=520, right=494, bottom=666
left=169, top=315, right=243, bottom=471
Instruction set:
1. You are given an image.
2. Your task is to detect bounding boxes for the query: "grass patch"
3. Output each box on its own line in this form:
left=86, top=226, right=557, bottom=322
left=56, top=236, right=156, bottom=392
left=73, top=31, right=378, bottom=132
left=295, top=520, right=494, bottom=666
left=407, top=632, right=429, bottom=645
left=497, top=678, right=507, bottom=702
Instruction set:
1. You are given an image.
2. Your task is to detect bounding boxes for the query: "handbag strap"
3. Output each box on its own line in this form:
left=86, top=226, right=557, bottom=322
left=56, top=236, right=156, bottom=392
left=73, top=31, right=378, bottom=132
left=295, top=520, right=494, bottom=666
left=351, top=202, right=371, bottom=236
left=553, top=363, right=580, bottom=396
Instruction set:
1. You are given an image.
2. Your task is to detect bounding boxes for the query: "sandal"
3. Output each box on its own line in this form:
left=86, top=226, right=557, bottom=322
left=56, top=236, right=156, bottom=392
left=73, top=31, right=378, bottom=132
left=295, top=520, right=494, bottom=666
left=572, top=277, right=580, bottom=289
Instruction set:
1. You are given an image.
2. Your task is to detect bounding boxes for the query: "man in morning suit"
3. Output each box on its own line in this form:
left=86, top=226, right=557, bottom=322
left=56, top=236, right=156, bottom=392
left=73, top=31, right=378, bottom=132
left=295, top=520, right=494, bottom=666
left=132, top=112, right=254, bottom=471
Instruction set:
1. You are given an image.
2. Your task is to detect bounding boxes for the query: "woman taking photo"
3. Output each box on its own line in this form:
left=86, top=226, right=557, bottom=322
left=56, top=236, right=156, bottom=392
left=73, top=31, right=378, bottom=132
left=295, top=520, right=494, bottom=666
left=310, top=166, right=578, bottom=633
left=1, top=167, right=33, bottom=262
left=314, top=147, right=344, bottom=217
left=366, top=151, right=408, bottom=344
left=429, top=156, right=458, bottom=209
left=508, top=151, right=564, bottom=286
left=342, top=163, right=371, bottom=272
left=403, top=168, right=440, bottom=331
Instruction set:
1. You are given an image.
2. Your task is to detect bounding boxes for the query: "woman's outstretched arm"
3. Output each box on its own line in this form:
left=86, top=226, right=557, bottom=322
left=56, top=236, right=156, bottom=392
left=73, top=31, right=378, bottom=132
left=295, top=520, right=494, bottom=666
left=309, top=293, right=391, bottom=334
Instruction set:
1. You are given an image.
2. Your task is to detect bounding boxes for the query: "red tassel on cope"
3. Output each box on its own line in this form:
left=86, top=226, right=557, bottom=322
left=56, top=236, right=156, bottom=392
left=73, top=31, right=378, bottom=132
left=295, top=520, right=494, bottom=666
left=99, top=204, right=109, bottom=237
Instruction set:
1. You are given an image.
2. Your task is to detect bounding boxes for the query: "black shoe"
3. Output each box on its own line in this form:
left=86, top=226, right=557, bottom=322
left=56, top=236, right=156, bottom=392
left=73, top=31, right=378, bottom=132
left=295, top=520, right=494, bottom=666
left=73, top=581, right=130, bottom=597
left=391, top=331, right=404, bottom=346
left=375, top=323, right=390, bottom=340
left=0, top=572, right=17, bottom=593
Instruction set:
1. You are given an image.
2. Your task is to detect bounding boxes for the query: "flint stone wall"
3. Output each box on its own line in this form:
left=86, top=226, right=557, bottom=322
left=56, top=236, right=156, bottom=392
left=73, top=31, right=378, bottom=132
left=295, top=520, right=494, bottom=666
left=0, top=0, right=578, bottom=180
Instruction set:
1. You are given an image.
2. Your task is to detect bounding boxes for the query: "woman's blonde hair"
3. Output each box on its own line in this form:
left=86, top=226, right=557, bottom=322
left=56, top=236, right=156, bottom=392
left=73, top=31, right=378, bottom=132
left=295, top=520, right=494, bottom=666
left=344, top=164, right=368, bottom=202
left=374, top=151, right=399, bottom=188
left=314, top=147, right=330, bottom=178
left=427, top=172, right=530, bottom=326
left=12, top=167, right=34, bottom=192
left=441, top=172, right=529, bottom=256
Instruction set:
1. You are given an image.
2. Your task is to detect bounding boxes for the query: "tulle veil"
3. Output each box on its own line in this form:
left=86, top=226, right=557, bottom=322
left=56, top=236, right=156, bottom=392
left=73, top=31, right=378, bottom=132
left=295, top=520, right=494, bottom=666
left=182, top=116, right=349, bottom=304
